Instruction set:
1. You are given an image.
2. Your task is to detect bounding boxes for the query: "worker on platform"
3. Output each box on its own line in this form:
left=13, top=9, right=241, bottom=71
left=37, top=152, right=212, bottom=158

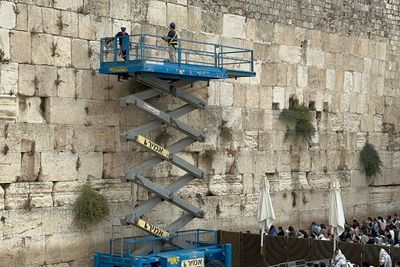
left=116, top=25, right=129, bottom=60
left=162, top=22, right=178, bottom=62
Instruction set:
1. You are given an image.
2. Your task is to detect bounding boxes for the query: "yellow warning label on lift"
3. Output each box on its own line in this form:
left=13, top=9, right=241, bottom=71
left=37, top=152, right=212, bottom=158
left=135, top=218, right=170, bottom=238
left=109, top=67, right=128, bottom=72
left=136, top=135, right=171, bottom=158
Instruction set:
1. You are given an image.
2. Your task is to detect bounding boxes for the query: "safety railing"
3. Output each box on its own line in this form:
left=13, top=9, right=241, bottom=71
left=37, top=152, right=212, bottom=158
left=100, top=33, right=254, bottom=73
left=109, top=229, right=219, bottom=257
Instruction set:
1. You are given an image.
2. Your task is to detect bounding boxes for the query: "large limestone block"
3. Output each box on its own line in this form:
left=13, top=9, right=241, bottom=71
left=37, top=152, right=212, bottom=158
left=223, top=14, right=245, bottom=38
left=0, top=151, right=20, bottom=183
left=343, top=113, right=361, bottom=132
left=0, top=1, right=16, bottom=29
left=35, top=65, right=57, bottom=97
left=19, top=123, right=55, bottom=152
left=78, top=14, right=96, bottom=40
left=308, top=67, right=325, bottom=89
left=53, top=180, right=84, bottom=206
left=15, top=3, right=27, bottom=31
left=60, top=11, right=79, bottom=37
left=89, top=40, right=100, bottom=69
left=54, top=36, right=71, bottom=67
left=0, top=62, right=18, bottom=95
left=94, top=16, right=113, bottom=41
left=0, top=28, right=10, bottom=60
left=297, top=65, right=308, bottom=88
left=56, top=67, right=76, bottom=97
left=209, top=174, right=243, bottom=196
left=188, top=6, right=201, bottom=32
left=77, top=152, right=103, bottom=180
left=147, top=0, right=166, bottom=26
left=32, top=33, right=54, bottom=65
left=46, top=97, right=87, bottom=125
left=90, top=179, right=132, bottom=202
left=45, top=233, right=91, bottom=264
left=167, top=3, right=188, bottom=30
left=343, top=71, right=353, bottom=93
left=18, top=64, right=35, bottom=96
left=110, top=0, right=130, bottom=20
left=306, top=48, right=324, bottom=67
left=28, top=5, right=43, bottom=32
left=87, top=100, right=119, bottom=126
left=0, top=94, right=18, bottom=121
left=278, top=45, right=301, bottom=64
left=71, top=38, right=90, bottom=69
left=375, top=41, right=386, bottom=60
left=73, top=125, right=96, bottom=152
left=29, top=182, right=53, bottom=208
left=18, top=97, right=46, bottom=123
left=40, top=151, right=78, bottom=181
left=10, top=30, right=31, bottom=63
left=85, top=0, right=109, bottom=17
left=261, top=63, right=287, bottom=86
left=4, top=182, right=29, bottom=209
left=42, top=7, right=60, bottom=35
left=54, top=0, right=83, bottom=11
left=272, top=86, right=285, bottom=110
left=75, top=69, right=93, bottom=99
left=219, top=82, right=233, bottom=107
left=242, top=109, right=265, bottom=130
left=201, top=11, right=223, bottom=35
left=94, top=125, right=117, bottom=152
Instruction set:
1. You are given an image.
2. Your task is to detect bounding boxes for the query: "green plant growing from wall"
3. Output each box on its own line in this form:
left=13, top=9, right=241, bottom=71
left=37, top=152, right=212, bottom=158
left=279, top=103, right=316, bottom=142
left=73, top=183, right=110, bottom=230
left=359, top=142, right=383, bottom=178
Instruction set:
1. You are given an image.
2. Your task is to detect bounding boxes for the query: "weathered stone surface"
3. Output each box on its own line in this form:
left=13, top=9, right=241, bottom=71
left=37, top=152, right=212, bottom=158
left=223, top=14, right=245, bottom=38
left=167, top=3, right=188, bottom=30
left=54, top=36, right=71, bottom=67
left=0, top=95, right=18, bottom=121
left=306, top=48, right=324, bottom=67
left=10, top=30, right=31, bottom=63
left=40, top=152, right=78, bottom=182
left=45, top=97, right=87, bottom=125
left=42, top=7, right=60, bottom=35
left=59, top=11, right=79, bottom=37
left=77, top=152, right=103, bottom=180
left=18, top=97, right=46, bottom=123
left=32, top=33, right=54, bottom=65
left=0, top=62, right=18, bottom=95
left=0, top=28, right=10, bottom=60
left=35, top=65, right=57, bottom=97
left=71, top=38, right=90, bottom=69
left=0, top=1, right=16, bottom=29
left=147, top=0, right=166, bottom=26
left=28, top=5, right=43, bottom=33
left=54, top=0, right=83, bottom=11
left=278, top=45, right=301, bottom=64
left=56, top=67, right=75, bottom=97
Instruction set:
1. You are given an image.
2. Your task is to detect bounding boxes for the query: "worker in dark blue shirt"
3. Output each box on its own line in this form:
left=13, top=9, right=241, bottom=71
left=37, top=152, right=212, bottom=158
left=116, top=25, right=129, bottom=60
left=162, top=22, right=178, bottom=62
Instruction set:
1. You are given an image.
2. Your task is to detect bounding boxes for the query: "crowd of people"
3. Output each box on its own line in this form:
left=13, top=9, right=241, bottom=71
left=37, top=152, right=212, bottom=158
left=267, top=213, right=400, bottom=247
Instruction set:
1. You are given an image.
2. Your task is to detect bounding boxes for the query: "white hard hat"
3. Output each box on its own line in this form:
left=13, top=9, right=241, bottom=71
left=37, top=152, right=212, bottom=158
left=121, top=25, right=127, bottom=29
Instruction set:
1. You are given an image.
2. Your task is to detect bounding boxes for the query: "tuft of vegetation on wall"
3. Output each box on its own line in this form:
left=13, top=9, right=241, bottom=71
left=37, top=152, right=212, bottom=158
left=73, top=184, right=110, bottom=230
left=279, top=103, right=316, bottom=142
left=359, top=142, right=383, bottom=178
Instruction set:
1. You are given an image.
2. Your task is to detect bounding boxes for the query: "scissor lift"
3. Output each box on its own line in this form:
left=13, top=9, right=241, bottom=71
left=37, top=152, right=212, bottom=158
left=94, top=34, right=255, bottom=267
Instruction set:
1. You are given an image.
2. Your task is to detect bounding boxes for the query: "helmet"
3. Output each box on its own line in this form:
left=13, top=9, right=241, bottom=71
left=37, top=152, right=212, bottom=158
left=169, top=22, right=176, bottom=29
left=121, top=24, right=127, bottom=29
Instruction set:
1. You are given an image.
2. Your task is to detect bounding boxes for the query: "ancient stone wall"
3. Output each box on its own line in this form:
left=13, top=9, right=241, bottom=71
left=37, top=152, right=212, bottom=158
left=0, top=0, right=399, bottom=265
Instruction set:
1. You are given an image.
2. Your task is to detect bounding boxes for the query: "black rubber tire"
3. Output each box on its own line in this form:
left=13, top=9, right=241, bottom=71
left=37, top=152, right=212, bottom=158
left=205, top=259, right=224, bottom=267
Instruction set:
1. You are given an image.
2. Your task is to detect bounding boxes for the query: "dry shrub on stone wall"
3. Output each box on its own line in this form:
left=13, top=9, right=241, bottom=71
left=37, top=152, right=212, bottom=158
left=360, top=142, right=383, bottom=178
left=73, top=184, right=110, bottom=230
left=279, top=104, right=316, bottom=142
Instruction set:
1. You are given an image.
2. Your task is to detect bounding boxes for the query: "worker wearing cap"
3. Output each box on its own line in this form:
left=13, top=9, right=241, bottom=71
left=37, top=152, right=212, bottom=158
left=116, top=25, right=129, bottom=60
left=162, top=22, right=178, bottom=62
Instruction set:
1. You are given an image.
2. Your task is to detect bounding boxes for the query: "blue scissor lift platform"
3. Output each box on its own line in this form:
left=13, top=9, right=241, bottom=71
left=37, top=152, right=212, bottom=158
left=95, top=34, right=255, bottom=267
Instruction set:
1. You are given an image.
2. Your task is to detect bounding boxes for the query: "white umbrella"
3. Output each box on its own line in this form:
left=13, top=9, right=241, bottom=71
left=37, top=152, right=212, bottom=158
left=328, top=177, right=345, bottom=254
left=257, top=177, right=276, bottom=254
